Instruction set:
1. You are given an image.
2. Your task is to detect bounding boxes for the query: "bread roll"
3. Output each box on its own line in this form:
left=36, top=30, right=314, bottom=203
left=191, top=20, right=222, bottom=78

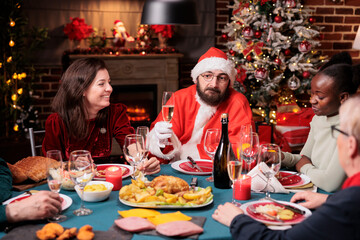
left=6, top=163, right=27, bottom=184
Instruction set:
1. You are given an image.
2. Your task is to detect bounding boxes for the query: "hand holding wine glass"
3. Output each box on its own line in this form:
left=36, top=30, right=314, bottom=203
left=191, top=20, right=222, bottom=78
left=68, top=150, right=95, bottom=216
left=161, top=91, right=175, bottom=145
left=46, top=150, right=66, bottom=222
left=204, top=128, right=221, bottom=182
left=258, top=143, right=281, bottom=199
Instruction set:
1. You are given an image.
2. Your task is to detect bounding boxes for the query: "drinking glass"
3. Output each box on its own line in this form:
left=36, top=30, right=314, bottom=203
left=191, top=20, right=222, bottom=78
left=227, top=142, right=243, bottom=205
left=123, top=134, right=147, bottom=179
left=161, top=91, right=175, bottom=145
left=240, top=132, right=260, bottom=174
left=136, top=126, right=150, bottom=175
left=258, top=143, right=281, bottom=199
left=68, top=150, right=95, bottom=216
left=203, top=128, right=221, bottom=182
left=46, top=150, right=66, bottom=222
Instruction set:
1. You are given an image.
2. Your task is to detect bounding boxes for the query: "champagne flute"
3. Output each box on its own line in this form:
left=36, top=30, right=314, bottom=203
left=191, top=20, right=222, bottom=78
left=68, top=150, right=95, bottom=216
left=204, top=128, right=221, bottom=182
left=123, top=134, right=146, bottom=180
left=240, top=132, right=260, bottom=174
left=227, top=142, right=243, bottom=206
left=161, top=91, right=175, bottom=145
left=46, top=150, right=67, bottom=222
left=258, top=143, right=281, bottom=199
left=136, top=126, right=150, bottom=176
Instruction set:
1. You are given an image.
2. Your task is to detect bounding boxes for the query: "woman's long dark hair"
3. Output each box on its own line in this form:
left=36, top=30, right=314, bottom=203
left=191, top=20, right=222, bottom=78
left=52, top=58, right=108, bottom=140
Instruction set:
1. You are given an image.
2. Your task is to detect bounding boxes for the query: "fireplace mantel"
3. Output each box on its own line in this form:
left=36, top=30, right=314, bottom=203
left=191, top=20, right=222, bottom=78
left=69, top=54, right=183, bottom=114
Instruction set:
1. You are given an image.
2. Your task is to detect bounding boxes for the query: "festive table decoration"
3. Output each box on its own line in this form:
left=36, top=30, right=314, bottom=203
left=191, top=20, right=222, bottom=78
left=151, top=25, right=175, bottom=48
left=63, top=17, right=94, bottom=49
left=112, top=20, right=134, bottom=48
left=136, top=24, right=152, bottom=48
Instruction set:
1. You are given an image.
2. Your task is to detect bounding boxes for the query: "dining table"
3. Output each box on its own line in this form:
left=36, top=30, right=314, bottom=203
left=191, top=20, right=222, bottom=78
left=0, top=164, right=329, bottom=240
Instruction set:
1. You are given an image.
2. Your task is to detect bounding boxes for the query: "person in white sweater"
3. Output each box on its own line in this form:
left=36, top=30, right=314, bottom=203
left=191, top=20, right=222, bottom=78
left=282, top=52, right=360, bottom=192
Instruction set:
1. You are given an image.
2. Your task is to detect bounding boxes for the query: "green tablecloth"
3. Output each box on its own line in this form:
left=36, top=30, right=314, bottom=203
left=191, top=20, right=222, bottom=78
left=1, top=164, right=328, bottom=239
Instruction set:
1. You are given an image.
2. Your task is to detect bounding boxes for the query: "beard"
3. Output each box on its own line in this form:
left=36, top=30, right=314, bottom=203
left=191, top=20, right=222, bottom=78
left=196, top=82, right=230, bottom=106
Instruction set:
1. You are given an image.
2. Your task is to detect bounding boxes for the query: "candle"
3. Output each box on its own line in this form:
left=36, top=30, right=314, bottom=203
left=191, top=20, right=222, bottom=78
left=234, top=175, right=251, bottom=201
left=105, top=166, right=122, bottom=191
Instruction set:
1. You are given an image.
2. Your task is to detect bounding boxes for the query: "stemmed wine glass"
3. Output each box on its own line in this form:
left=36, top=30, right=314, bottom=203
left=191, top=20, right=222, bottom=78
left=240, top=132, right=260, bottom=174
left=227, top=142, right=243, bottom=206
left=123, top=134, right=147, bottom=180
left=136, top=126, right=150, bottom=174
left=258, top=143, right=281, bottom=199
left=46, top=150, right=67, bottom=222
left=203, top=128, right=221, bottom=182
left=68, top=150, right=95, bottom=216
left=161, top=91, right=175, bottom=145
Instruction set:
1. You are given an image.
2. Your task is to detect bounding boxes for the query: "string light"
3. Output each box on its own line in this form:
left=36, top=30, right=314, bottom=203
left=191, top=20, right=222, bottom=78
left=7, top=56, right=12, bottom=62
left=10, top=20, right=15, bottom=27
left=11, top=94, right=17, bottom=101
left=17, top=88, right=23, bottom=95
left=9, top=40, right=15, bottom=47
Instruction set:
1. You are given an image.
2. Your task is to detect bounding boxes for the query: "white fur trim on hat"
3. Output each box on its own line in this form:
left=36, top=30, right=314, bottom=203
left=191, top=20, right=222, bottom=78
left=191, top=57, right=237, bottom=86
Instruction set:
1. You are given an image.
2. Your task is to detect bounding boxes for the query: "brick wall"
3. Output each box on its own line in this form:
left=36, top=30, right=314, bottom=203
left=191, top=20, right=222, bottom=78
left=215, top=0, right=360, bottom=63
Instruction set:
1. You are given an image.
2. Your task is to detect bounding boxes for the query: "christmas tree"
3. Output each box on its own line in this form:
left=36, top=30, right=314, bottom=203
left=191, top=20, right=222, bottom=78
left=222, top=0, right=326, bottom=123
left=0, top=0, right=48, bottom=137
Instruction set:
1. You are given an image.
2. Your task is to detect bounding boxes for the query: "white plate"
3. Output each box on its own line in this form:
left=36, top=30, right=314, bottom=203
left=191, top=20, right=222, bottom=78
left=119, top=197, right=213, bottom=209
left=280, top=171, right=311, bottom=188
left=3, top=193, right=72, bottom=211
left=240, top=200, right=312, bottom=226
left=171, top=159, right=212, bottom=175
left=94, top=164, right=134, bottom=180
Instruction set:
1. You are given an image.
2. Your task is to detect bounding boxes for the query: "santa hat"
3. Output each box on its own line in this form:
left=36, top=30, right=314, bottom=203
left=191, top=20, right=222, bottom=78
left=191, top=47, right=237, bottom=86
left=114, top=20, right=123, bottom=25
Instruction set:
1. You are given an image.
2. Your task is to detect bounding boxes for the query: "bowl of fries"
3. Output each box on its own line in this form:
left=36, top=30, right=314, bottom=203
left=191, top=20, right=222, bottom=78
left=75, top=181, right=113, bottom=202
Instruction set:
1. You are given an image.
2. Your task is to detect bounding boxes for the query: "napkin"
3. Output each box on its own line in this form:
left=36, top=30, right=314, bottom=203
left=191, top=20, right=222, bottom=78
left=248, top=163, right=289, bottom=194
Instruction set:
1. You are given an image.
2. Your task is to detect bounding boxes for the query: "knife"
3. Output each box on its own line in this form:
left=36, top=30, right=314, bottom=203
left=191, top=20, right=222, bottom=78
left=190, top=177, right=198, bottom=190
left=187, top=156, right=204, bottom=172
left=266, top=197, right=306, bottom=215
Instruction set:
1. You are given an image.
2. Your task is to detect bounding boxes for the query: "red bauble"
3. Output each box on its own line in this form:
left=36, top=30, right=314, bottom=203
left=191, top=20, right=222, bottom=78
left=229, top=49, right=235, bottom=56
left=242, top=26, right=254, bottom=39
left=254, top=30, right=262, bottom=39
left=284, top=49, right=291, bottom=56
left=309, top=17, right=316, bottom=24
left=221, top=33, right=228, bottom=41
left=254, top=68, right=268, bottom=80
left=298, top=41, right=312, bottom=53
left=246, top=54, right=253, bottom=61
left=274, top=58, right=281, bottom=65
left=274, top=15, right=282, bottom=23
left=302, top=71, right=311, bottom=79
left=285, top=0, right=296, bottom=8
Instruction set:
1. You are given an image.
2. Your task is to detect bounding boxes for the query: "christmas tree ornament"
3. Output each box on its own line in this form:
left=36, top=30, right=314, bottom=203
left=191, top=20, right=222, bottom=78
left=298, top=40, right=312, bottom=53
left=229, top=49, right=235, bottom=56
left=288, top=75, right=301, bottom=90
left=254, top=67, right=268, bottom=80
left=274, top=15, right=282, bottom=23
left=302, top=71, right=311, bottom=79
left=246, top=54, right=253, bottom=61
left=242, top=26, right=254, bottom=39
left=10, top=20, right=15, bottom=27
left=309, top=17, right=316, bottom=24
left=284, top=49, right=291, bottom=56
left=274, top=58, right=281, bottom=65
left=285, top=0, right=296, bottom=8
left=254, top=30, right=262, bottom=39
left=221, top=33, right=228, bottom=41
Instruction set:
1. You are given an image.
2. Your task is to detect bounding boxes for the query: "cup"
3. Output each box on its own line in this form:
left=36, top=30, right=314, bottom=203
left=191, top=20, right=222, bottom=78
left=234, top=175, right=251, bottom=201
left=105, top=166, right=123, bottom=191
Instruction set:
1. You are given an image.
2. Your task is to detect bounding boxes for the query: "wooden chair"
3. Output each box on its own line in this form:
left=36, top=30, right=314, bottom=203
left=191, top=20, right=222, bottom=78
left=29, top=128, right=46, bottom=156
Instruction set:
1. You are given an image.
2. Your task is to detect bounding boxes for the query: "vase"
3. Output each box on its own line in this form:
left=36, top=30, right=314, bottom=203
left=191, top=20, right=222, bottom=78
left=157, top=33, right=167, bottom=49
left=70, top=39, right=82, bottom=50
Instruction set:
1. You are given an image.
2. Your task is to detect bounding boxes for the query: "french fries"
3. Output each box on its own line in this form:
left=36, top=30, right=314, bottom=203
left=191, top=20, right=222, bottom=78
left=119, top=179, right=213, bottom=206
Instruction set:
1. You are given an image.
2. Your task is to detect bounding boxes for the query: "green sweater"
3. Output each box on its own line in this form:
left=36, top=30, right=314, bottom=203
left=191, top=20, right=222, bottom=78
left=0, top=157, right=13, bottom=228
left=282, top=115, right=346, bottom=192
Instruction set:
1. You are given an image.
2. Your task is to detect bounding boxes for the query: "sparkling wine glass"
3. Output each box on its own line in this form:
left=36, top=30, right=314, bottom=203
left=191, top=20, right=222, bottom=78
left=204, top=128, right=221, bottom=182
left=227, top=143, right=243, bottom=205
left=240, top=132, right=260, bottom=174
left=161, top=91, right=175, bottom=145
left=136, top=126, right=150, bottom=176
left=123, top=134, right=147, bottom=180
left=258, top=143, right=281, bottom=199
left=68, top=150, right=95, bottom=216
left=46, top=150, right=67, bottom=222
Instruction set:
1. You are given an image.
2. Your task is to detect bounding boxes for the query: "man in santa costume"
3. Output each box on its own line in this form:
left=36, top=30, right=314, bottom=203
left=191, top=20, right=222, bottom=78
left=148, top=47, right=253, bottom=163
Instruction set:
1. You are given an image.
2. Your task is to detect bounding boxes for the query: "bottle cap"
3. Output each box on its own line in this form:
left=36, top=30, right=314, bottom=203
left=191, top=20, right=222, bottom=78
left=221, top=113, right=228, bottom=123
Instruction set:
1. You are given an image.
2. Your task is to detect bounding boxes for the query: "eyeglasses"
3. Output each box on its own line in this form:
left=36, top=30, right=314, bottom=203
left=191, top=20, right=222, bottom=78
left=331, top=125, right=349, bottom=138
left=200, top=73, right=229, bottom=83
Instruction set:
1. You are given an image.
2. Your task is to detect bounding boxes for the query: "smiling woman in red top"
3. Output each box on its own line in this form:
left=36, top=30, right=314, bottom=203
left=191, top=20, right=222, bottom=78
left=42, top=58, right=160, bottom=175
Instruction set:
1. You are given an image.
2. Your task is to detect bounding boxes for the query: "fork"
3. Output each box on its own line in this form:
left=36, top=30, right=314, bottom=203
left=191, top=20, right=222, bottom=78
left=248, top=205, right=284, bottom=223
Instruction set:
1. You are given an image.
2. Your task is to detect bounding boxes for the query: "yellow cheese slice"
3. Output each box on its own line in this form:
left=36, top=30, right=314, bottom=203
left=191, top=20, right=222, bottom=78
left=118, top=208, right=161, bottom=218
left=147, top=211, right=192, bottom=225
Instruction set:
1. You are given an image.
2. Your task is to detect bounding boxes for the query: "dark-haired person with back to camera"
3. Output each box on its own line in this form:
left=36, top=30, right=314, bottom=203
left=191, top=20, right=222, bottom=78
left=280, top=52, right=360, bottom=192
left=42, top=58, right=160, bottom=175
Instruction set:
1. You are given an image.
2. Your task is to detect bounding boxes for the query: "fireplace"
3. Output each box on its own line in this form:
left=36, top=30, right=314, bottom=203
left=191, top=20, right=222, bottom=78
left=110, top=84, right=157, bottom=127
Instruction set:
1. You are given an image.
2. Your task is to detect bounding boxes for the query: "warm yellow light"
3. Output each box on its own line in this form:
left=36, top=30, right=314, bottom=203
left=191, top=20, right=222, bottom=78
left=0, top=62, right=2, bottom=68
left=11, top=94, right=17, bottom=101
left=10, top=21, right=15, bottom=27
left=9, top=40, right=15, bottom=47
left=17, top=88, right=23, bottom=95
left=13, top=124, right=19, bottom=132
left=17, top=73, right=22, bottom=80
left=21, top=72, right=26, bottom=78
left=293, top=108, right=299, bottom=113
left=12, top=73, right=17, bottom=79
left=7, top=56, right=12, bottom=62
left=6, top=80, right=11, bottom=85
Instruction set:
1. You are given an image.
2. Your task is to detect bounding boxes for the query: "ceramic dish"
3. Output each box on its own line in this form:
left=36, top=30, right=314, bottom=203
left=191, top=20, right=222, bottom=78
left=171, top=159, right=212, bottom=175
left=279, top=171, right=311, bottom=188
